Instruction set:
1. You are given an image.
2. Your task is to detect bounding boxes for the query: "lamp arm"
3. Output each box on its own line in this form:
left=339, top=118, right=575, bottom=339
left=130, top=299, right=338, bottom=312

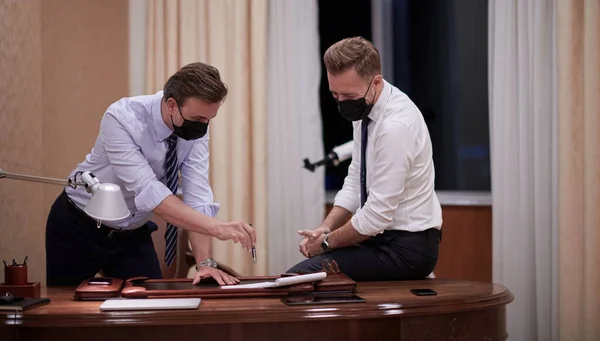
left=0, top=168, right=94, bottom=191
left=1, top=168, right=130, bottom=222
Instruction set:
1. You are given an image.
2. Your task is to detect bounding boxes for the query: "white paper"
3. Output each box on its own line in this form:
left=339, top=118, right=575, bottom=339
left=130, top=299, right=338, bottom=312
left=220, top=281, right=277, bottom=289
left=220, top=272, right=327, bottom=290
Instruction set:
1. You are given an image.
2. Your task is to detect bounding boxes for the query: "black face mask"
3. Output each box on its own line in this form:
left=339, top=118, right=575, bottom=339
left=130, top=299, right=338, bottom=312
left=337, top=79, right=375, bottom=121
left=170, top=104, right=208, bottom=141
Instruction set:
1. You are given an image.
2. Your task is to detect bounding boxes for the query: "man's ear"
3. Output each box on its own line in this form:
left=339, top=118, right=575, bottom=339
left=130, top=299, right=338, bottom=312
left=374, top=74, right=384, bottom=87
left=165, top=97, right=178, bottom=111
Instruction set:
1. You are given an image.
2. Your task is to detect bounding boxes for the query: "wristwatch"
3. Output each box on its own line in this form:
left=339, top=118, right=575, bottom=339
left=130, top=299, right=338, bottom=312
left=195, top=258, right=217, bottom=271
left=321, top=233, right=332, bottom=252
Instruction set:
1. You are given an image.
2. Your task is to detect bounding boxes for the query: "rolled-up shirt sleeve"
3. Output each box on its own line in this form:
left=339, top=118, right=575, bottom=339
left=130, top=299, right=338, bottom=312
left=100, top=112, right=173, bottom=212
left=351, top=121, right=417, bottom=236
left=180, top=129, right=220, bottom=217
left=333, top=135, right=361, bottom=214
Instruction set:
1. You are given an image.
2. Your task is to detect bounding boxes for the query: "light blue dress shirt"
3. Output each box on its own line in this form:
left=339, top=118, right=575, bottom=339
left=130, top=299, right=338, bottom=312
left=65, top=91, right=220, bottom=230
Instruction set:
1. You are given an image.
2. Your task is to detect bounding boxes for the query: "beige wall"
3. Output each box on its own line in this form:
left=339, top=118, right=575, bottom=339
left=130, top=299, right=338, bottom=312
left=0, top=0, right=129, bottom=284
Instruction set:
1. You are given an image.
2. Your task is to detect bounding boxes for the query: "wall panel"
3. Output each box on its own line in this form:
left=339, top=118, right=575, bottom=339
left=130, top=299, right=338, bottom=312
left=0, top=0, right=129, bottom=284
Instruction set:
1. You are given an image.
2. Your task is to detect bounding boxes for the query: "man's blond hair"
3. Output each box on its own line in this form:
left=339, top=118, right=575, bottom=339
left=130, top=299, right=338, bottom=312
left=323, top=36, right=381, bottom=78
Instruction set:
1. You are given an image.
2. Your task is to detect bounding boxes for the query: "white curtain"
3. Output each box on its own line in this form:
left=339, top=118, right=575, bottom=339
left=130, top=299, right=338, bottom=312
left=488, top=1, right=558, bottom=341
left=267, top=0, right=324, bottom=274
left=141, top=0, right=324, bottom=276
left=145, top=0, right=269, bottom=276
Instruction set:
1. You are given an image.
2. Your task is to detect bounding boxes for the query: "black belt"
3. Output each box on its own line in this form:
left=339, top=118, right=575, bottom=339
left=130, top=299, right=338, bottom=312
left=60, top=190, right=145, bottom=238
left=379, top=228, right=442, bottom=243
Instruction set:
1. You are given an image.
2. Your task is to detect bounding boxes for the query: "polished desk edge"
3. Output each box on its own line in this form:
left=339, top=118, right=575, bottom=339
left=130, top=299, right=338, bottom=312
left=0, top=280, right=514, bottom=328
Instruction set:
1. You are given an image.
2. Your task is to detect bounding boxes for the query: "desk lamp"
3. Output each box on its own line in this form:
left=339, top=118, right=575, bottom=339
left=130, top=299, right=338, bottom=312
left=0, top=168, right=130, bottom=224
left=0, top=168, right=130, bottom=298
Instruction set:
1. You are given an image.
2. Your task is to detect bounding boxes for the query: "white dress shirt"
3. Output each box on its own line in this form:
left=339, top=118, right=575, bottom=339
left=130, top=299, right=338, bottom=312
left=334, top=80, right=443, bottom=236
left=65, top=91, right=220, bottom=230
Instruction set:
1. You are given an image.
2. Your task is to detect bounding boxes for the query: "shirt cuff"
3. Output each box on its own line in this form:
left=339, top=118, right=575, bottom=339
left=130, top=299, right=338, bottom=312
left=351, top=208, right=384, bottom=236
left=134, top=180, right=174, bottom=212
left=187, top=202, right=221, bottom=217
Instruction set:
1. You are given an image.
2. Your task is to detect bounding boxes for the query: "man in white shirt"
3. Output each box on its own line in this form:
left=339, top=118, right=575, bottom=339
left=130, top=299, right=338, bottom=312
left=287, top=37, right=443, bottom=281
left=45, top=62, right=255, bottom=286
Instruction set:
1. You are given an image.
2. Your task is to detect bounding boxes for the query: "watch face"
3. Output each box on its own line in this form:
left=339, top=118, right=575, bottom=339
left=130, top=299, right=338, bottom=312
left=197, top=258, right=217, bottom=269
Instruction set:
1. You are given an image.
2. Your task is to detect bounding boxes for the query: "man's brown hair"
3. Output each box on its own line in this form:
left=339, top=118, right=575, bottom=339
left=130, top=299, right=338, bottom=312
left=323, top=36, right=381, bottom=78
left=163, top=62, right=228, bottom=105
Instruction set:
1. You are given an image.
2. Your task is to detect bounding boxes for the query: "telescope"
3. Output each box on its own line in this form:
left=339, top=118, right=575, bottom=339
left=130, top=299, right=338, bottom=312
left=303, top=140, right=353, bottom=172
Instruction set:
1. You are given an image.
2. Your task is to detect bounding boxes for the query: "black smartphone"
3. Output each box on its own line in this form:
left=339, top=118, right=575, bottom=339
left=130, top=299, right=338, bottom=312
left=410, top=288, right=437, bottom=296
left=88, top=277, right=112, bottom=285
left=281, top=294, right=366, bottom=306
left=410, top=289, right=437, bottom=296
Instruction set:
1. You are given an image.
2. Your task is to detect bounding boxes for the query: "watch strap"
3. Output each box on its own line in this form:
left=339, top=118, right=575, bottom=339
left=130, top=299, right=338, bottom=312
left=321, top=233, right=332, bottom=252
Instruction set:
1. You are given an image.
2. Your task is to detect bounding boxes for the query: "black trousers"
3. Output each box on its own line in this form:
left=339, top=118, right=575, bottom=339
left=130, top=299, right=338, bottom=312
left=45, top=191, right=162, bottom=286
left=286, top=228, right=442, bottom=281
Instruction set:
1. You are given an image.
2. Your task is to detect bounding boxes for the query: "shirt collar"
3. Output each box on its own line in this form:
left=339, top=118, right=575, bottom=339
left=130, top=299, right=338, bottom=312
left=151, top=91, right=173, bottom=142
left=367, top=79, right=392, bottom=122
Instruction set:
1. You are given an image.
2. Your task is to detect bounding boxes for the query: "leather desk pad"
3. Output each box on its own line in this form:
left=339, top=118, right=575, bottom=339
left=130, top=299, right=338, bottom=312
left=121, top=276, right=314, bottom=299
left=74, top=272, right=356, bottom=300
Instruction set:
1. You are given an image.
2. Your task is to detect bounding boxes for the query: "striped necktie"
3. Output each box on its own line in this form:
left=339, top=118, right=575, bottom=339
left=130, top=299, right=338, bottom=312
left=164, top=134, right=179, bottom=266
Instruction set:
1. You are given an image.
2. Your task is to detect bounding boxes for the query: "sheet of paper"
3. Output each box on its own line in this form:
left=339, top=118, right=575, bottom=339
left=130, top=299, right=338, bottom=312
left=219, top=272, right=327, bottom=290
left=220, top=281, right=277, bottom=289
left=275, top=272, right=327, bottom=286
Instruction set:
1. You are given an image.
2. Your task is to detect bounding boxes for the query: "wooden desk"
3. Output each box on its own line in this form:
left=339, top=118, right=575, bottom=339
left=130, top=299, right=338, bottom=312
left=0, top=279, right=513, bottom=341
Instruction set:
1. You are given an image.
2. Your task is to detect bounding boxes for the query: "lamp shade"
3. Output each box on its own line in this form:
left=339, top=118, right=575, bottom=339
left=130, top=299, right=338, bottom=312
left=84, top=183, right=130, bottom=222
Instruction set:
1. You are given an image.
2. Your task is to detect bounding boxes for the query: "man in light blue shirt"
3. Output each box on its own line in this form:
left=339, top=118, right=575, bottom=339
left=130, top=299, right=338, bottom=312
left=45, top=62, right=255, bottom=286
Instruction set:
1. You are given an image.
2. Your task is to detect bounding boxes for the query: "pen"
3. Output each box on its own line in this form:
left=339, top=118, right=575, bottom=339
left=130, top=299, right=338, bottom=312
left=23, top=256, right=28, bottom=266
left=2, top=260, right=7, bottom=267
left=12, top=259, right=16, bottom=266
left=248, top=222, right=257, bottom=263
